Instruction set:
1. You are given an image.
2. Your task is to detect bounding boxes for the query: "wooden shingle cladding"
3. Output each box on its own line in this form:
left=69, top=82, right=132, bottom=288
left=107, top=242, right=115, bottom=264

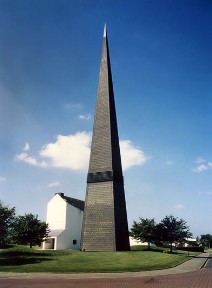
left=81, top=25, right=130, bottom=251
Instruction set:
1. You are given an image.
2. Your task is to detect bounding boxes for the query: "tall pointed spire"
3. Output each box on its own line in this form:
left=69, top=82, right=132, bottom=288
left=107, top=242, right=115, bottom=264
left=81, top=26, right=130, bottom=251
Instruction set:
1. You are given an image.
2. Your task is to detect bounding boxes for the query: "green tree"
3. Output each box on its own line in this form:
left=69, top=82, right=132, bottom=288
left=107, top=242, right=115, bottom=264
left=12, top=213, right=50, bottom=248
left=129, top=218, right=156, bottom=250
left=155, top=215, right=191, bottom=252
left=200, top=234, right=212, bottom=249
left=0, top=201, right=16, bottom=247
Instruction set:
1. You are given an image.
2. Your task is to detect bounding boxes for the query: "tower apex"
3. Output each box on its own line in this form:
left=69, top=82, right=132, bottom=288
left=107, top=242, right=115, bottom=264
left=103, top=23, right=107, bottom=38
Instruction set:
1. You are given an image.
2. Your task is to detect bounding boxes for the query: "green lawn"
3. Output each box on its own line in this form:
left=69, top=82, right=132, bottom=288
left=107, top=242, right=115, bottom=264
left=0, top=245, right=199, bottom=273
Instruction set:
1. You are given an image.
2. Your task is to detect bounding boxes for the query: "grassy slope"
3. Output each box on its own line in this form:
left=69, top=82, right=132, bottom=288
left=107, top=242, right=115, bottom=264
left=0, top=245, right=198, bottom=273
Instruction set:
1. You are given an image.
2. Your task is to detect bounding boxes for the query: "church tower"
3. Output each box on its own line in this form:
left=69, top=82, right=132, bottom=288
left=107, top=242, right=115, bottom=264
left=81, top=25, right=130, bottom=251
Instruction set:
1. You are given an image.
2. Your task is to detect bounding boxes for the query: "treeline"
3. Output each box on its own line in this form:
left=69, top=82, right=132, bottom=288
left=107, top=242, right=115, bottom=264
left=0, top=201, right=49, bottom=248
left=129, top=215, right=208, bottom=252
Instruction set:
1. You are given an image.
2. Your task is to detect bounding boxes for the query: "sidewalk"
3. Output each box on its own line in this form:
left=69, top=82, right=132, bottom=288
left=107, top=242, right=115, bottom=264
left=0, top=252, right=210, bottom=280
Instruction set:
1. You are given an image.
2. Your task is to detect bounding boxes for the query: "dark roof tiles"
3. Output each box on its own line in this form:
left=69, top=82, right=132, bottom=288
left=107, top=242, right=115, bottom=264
left=55, top=193, right=84, bottom=211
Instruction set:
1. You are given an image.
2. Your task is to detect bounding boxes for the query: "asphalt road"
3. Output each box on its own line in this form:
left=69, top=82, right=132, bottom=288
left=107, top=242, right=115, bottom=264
left=0, top=267, right=212, bottom=288
left=205, top=256, right=212, bottom=268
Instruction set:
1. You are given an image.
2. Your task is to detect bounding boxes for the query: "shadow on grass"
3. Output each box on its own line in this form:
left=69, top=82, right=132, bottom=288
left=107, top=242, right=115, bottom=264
left=130, top=248, right=166, bottom=253
left=0, top=256, right=53, bottom=266
left=0, top=250, right=51, bottom=257
left=0, top=250, right=53, bottom=266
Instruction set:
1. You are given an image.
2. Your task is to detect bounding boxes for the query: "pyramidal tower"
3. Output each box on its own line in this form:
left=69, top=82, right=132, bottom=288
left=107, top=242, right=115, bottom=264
left=81, top=25, right=130, bottom=251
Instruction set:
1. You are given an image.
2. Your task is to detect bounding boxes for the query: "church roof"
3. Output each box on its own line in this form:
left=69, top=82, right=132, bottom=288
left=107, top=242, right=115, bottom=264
left=55, top=193, right=84, bottom=211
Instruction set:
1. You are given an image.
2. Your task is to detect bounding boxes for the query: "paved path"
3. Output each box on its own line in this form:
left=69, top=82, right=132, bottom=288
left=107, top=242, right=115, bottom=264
left=0, top=252, right=211, bottom=287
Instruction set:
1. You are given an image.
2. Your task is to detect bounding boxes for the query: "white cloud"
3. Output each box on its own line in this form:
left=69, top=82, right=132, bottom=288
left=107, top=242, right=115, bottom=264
left=192, top=164, right=208, bottom=172
left=120, top=140, right=148, bottom=171
left=208, top=162, right=212, bottom=168
left=23, top=143, right=30, bottom=151
left=15, top=131, right=148, bottom=172
left=47, top=181, right=61, bottom=188
left=64, top=103, right=82, bottom=110
left=174, top=204, right=185, bottom=209
left=78, top=114, right=92, bottom=120
left=192, top=157, right=212, bottom=172
left=0, top=176, right=6, bottom=182
left=40, top=132, right=91, bottom=170
left=15, top=153, right=47, bottom=168
left=195, top=156, right=206, bottom=164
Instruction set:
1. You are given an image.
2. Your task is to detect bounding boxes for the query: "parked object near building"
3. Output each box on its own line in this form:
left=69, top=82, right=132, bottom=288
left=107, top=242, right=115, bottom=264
left=184, top=237, right=198, bottom=247
left=43, top=193, right=84, bottom=250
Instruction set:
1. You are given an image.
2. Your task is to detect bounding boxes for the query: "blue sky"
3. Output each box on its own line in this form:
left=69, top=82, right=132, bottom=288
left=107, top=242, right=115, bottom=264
left=0, top=0, right=212, bottom=237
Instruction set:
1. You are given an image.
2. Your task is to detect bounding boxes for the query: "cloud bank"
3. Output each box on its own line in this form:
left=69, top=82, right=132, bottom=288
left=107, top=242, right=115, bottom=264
left=120, top=140, right=147, bottom=170
left=40, top=132, right=91, bottom=170
left=15, top=153, right=47, bottom=168
left=15, top=131, right=148, bottom=172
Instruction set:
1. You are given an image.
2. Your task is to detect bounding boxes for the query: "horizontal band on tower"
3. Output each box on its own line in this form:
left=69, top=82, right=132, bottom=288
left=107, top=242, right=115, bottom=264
left=87, top=171, right=123, bottom=184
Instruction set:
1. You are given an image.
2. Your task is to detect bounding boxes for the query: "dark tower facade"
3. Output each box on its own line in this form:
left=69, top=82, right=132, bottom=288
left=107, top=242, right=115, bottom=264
left=81, top=25, right=130, bottom=251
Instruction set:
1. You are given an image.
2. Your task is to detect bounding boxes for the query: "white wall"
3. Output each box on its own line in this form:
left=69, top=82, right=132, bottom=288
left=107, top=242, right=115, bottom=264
left=65, top=206, right=83, bottom=250
left=129, top=237, right=156, bottom=247
left=55, top=230, right=69, bottom=250
left=45, top=194, right=84, bottom=250
left=130, top=237, right=141, bottom=246
left=46, top=194, right=67, bottom=230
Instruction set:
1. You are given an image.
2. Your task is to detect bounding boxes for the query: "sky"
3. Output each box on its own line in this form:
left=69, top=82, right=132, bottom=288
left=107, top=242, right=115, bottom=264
left=0, top=0, right=212, bottom=238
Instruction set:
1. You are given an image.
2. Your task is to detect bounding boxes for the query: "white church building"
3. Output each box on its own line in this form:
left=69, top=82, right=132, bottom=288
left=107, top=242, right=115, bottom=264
left=43, top=192, right=84, bottom=250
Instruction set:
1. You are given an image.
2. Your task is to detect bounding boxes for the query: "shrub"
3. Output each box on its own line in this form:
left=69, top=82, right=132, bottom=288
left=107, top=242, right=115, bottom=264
left=177, top=246, right=204, bottom=253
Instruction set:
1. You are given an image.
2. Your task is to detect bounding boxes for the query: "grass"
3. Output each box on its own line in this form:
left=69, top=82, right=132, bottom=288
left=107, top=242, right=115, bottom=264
left=0, top=245, right=200, bottom=273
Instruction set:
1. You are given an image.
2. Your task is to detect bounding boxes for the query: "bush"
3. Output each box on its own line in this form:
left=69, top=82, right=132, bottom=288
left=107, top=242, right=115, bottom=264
left=177, top=246, right=204, bottom=253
